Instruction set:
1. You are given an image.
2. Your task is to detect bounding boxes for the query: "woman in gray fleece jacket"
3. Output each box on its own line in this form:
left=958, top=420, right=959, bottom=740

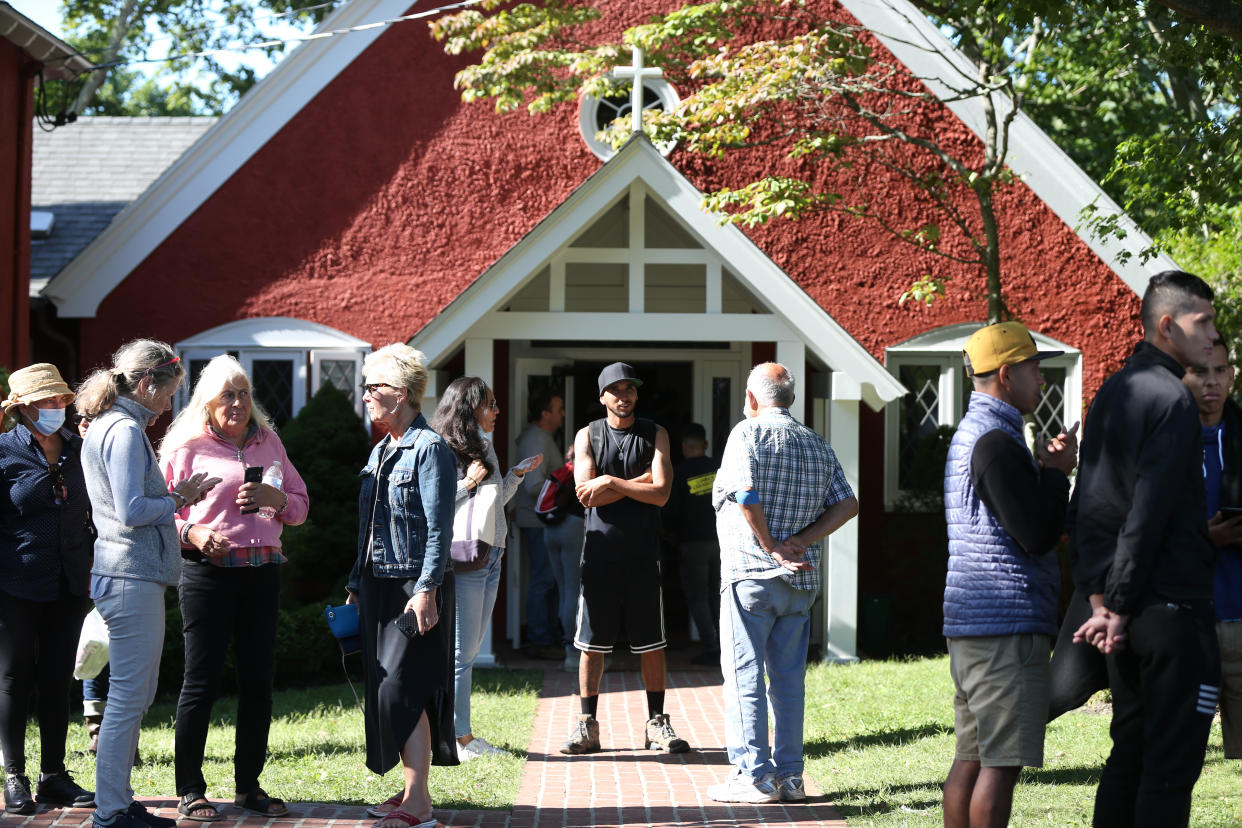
left=77, top=340, right=218, bottom=828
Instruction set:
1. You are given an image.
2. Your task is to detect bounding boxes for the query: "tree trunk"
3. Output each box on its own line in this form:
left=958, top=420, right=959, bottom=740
left=977, top=184, right=1004, bottom=324
left=72, top=0, right=144, bottom=116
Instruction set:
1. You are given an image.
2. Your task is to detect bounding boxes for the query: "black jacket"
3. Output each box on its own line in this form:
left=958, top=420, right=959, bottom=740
left=1221, top=398, right=1242, bottom=513
left=1068, top=340, right=1215, bottom=614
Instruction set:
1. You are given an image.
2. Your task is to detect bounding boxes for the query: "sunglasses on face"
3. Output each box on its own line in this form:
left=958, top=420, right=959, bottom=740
left=360, top=383, right=399, bottom=395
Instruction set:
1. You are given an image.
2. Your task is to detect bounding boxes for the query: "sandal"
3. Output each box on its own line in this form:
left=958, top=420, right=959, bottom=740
left=178, top=794, right=222, bottom=823
left=372, top=809, right=437, bottom=828
left=366, top=793, right=404, bottom=818
left=233, top=788, right=289, bottom=817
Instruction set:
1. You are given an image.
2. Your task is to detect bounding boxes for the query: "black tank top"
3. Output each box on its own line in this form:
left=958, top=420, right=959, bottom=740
left=584, top=418, right=660, bottom=562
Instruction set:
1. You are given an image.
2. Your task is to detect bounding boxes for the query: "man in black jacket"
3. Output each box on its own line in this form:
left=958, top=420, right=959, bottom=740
left=1069, top=270, right=1222, bottom=827
left=1183, top=340, right=1242, bottom=760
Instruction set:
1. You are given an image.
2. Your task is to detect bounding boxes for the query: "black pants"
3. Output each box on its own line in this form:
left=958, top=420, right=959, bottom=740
left=1048, top=587, right=1109, bottom=721
left=174, top=562, right=281, bottom=797
left=0, top=586, right=89, bottom=776
left=678, top=540, right=720, bottom=647
left=1094, top=600, right=1219, bottom=828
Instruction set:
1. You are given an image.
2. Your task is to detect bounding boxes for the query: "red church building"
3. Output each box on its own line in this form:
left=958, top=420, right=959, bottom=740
left=36, top=0, right=1177, bottom=659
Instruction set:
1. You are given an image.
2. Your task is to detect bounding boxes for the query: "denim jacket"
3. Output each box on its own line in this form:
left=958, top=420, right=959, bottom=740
left=350, top=413, right=456, bottom=594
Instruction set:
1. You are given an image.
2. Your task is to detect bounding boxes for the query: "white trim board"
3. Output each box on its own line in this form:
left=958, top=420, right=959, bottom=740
left=838, top=0, right=1178, bottom=289
left=411, top=135, right=906, bottom=412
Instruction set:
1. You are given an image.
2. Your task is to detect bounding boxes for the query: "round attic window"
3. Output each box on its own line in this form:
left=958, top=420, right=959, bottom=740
left=578, top=79, right=680, bottom=161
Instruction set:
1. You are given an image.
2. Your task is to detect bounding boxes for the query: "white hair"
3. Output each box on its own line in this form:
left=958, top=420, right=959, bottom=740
left=747, top=362, right=795, bottom=407
left=159, top=354, right=273, bottom=461
left=364, top=344, right=429, bottom=408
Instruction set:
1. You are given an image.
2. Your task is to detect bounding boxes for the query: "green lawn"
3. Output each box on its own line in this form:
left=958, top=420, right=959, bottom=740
left=33, top=668, right=539, bottom=812
left=25, top=657, right=1242, bottom=824
left=803, top=656, right=1242, bottom=826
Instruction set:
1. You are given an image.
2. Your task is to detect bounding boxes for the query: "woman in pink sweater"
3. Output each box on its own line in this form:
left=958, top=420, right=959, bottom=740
left=158, top=355, right=309, bottom=823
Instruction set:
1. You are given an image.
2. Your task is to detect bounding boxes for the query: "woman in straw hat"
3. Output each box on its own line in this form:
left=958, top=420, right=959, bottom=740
left=76, top=340, right=219, bottom=828
left=0, top=363, right=96, bottom=815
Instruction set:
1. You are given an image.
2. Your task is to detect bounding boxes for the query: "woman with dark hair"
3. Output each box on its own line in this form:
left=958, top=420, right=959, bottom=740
left=0, top=364, right=95, bottom=814
left=78, top=340, right=219, bottom=828
left=430, top=377, right=540, bottom=762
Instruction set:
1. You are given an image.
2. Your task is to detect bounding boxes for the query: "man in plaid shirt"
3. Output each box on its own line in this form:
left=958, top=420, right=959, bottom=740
left=709, top=362, right=858, bottom=803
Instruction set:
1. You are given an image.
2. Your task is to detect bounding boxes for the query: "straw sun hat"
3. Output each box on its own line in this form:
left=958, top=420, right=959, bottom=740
left=1, top=363, right=74, bottom=411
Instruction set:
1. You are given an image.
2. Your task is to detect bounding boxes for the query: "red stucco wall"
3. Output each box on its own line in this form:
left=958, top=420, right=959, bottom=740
left=78, top=0, right=1141, bottom=394
left=1, top=39, right=32, bottom=371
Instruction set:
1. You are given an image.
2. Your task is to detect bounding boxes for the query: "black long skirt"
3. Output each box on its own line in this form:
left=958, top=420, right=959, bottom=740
left=359, top=566, right=458, bottom=774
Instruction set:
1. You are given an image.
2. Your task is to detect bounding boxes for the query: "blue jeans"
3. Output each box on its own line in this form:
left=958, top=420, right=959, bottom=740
left=544, top=516, right=584, bottom=656
left=454, top=545, right=503, bottom=737
left=93, top=577, right=166, bottom=819
left=721, top=577, right=816, bottom=781
left=520, top=527, right=557, bottom=645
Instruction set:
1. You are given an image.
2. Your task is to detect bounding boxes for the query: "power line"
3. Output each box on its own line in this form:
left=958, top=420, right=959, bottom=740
left=51, top=0, right=488, bottom=71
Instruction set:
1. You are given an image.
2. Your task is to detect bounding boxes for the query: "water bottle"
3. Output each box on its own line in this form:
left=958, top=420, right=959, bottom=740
left=259, top=461, right=283, bottom=520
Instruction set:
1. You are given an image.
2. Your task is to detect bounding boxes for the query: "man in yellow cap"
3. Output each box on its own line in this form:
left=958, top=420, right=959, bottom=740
left=942, top=321, right=1079, bottom=828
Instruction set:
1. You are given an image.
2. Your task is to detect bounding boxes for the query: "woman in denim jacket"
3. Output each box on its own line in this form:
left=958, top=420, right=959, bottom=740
left=346, top=344, right=457, bottom=828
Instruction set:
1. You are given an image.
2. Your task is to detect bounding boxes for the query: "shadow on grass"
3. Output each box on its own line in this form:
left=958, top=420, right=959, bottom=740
left=824, top=779, right=943, bottom=818
left=805, top=721, right=950, bottom=756
left=1021, top=765, right=1102, bottom=786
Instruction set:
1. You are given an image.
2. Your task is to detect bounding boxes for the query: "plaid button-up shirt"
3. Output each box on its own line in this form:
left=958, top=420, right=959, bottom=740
left=712, top=407, right=854, bottom=591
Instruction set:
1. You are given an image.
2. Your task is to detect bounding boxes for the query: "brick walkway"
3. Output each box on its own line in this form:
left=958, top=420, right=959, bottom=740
left=5, top=668, right=844, bottom=828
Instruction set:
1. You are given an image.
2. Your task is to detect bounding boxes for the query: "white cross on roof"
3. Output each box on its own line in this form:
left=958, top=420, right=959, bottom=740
left=611, top=46, right=663, bottom=134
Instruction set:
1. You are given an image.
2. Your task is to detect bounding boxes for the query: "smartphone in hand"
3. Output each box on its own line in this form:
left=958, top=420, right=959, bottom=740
left=240, top=466, right=262, bottom=514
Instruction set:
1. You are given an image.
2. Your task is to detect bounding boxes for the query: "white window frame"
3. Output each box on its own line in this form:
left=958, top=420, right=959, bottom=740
left=311, top=349, right=367, bottom=418
left=884, top=323, right=1082, bottom=510
left=174, top=317, right=370, bottom=421
left=578, top=78, right=680, bottom=162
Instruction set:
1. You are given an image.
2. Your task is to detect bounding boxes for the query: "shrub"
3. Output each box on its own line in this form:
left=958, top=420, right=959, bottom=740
left=278, top=383, right=371, bottom=606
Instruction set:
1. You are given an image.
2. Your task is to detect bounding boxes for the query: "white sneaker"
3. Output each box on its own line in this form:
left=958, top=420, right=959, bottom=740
left=456, top=736, right=506, bottom=761
left=778, top=775, right=806, bottom=801
left=707, top=770, right=779, bottom=803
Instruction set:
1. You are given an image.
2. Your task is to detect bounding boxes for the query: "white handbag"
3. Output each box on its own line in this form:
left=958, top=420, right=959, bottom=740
left=451, top=479, right=497, bottom=571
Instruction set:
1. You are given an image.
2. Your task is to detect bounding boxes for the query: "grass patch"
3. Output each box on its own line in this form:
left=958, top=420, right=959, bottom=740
left=27, top=668, right=540, bottom=812
left=804, top=655, right=1242, bottom=826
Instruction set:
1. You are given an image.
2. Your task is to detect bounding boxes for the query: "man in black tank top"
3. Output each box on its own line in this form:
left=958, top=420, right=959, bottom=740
left=558, top=363, right=690, bottom=756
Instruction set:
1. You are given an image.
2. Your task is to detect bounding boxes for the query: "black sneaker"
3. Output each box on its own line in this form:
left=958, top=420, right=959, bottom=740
left=36, top=769, right=95, bottom=807
left=4, top=774, right=36, bottom=815
left=127, top=801, right=177, bottom=828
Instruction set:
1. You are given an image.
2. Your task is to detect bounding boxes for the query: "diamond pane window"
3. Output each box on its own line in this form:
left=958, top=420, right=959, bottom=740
left=320, top=360, right=356, bottom=403
left=898, top=364, right=943, bottom=490
left=1032, top=366, right=1066, bottom=437
left=252, top=359, right=293, bottom=426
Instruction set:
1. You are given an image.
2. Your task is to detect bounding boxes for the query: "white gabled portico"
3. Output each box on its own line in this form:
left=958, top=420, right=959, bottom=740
left=414, top=134, right=903, bottom=662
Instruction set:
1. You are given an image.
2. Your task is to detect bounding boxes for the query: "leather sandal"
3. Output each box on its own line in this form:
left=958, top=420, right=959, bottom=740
left=233, top=788, right=289, bottom=817
left=177, top=794, right=222, bottom=823
left=366, top=793, right=404, bottom=818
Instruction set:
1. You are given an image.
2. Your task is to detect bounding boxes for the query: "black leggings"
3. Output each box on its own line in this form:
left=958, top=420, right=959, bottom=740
left=1048, top=587, right=1109, bottom=721
left=0, top=587, right=90, bottom=776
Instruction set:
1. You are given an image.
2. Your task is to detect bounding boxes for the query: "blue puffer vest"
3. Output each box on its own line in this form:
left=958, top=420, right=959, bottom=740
left=942, top=392, right=1059, bottom=638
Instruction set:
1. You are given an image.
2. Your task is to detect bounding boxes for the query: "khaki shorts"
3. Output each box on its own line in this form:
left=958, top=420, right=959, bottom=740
left=1217, top=620, right=1242, bottom=759
left=948, top=633, right=1052, bottom=768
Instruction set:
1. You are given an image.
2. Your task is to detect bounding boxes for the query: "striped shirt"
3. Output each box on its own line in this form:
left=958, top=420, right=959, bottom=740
left=712, top=407, right=854, bottom=591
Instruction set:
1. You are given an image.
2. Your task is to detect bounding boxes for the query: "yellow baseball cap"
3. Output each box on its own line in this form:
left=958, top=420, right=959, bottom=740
left=962, top=322, right=1063, bottom=377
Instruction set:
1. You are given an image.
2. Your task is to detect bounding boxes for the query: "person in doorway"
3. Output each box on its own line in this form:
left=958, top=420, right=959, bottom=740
left=940, top=323, right=1078, bottom=828
left=707, top=362, right=858, bottom=803
left=513, top=389, right=566, bottom=660
left=560, top=362, right=688, bottom=755
left=663, top=422, right=721, bottom=665
left=1182, top=338, right=1242, bottom=761
left=1070, top=270, right=1221, bottom=827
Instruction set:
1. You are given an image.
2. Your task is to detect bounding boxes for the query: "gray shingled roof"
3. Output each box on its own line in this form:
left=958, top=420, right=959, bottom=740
left=30, top=116, right=217, bottom=291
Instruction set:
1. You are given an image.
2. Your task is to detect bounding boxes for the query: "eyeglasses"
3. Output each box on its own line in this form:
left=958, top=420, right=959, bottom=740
left=48, top=463, right=66, bottom=505
left=481, top=399, right=499, bottom=410
left=361, top=383, right=398, bottom=395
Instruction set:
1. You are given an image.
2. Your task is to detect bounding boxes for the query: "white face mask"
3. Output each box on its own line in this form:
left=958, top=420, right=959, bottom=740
left=31, top=407, right=66, bottom=436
